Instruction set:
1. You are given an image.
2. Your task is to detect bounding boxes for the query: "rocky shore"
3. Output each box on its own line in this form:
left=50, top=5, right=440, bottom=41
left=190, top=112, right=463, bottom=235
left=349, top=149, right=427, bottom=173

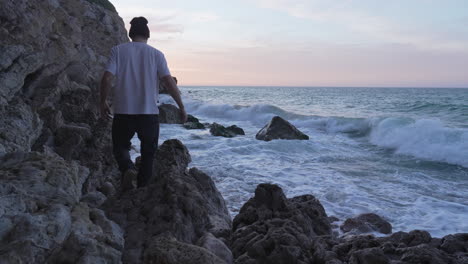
left=0, top=0, right=467, bottom=263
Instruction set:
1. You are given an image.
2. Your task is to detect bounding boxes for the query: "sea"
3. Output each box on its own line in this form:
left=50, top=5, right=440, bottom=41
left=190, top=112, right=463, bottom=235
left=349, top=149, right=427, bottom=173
left=132, top=86, right=468, bottom=237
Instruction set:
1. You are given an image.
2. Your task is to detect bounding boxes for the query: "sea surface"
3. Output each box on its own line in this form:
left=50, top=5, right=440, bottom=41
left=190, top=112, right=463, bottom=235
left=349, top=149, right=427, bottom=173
left=132, top=86, right=468, bottom=237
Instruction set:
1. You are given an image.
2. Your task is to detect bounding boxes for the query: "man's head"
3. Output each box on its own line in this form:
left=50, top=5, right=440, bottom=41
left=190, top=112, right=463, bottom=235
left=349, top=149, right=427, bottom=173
left=129, top=17, right=150, bottom=40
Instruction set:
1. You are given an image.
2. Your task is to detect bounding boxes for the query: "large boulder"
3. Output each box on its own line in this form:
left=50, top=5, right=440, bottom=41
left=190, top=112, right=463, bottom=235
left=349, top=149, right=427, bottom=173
left=231, top=184, right=331, bottom=264
left=256, top=116, right=309, bottom=141
left=105, top=139, right=233, bottom=263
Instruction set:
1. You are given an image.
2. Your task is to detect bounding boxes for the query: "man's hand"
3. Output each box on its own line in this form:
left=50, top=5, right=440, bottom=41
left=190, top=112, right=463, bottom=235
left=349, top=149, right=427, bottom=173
left=100, top=101, right=112, bottom=120
left=180, top=107, right=188, bottom=123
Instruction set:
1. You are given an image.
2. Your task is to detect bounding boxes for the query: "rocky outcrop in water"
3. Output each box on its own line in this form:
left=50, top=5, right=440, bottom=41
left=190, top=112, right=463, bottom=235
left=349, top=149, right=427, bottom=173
left=183, top=114, right=206, bottom=129
left=210, top=123, right=245, bottom=138
left=256, top=116, right=309, bottom=141
left=159, top=103, right=183, bottom=124
left=231, top=184, right=468, bottom=264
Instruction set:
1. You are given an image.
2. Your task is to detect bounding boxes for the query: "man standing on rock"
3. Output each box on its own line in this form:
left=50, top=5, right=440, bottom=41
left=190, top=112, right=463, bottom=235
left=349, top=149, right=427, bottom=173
left=99, top=17, right=187, bottom=190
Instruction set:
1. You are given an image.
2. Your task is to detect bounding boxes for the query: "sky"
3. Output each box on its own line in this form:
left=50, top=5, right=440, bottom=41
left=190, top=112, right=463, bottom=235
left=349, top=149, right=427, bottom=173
left=111, top=0, right=468, bottom=87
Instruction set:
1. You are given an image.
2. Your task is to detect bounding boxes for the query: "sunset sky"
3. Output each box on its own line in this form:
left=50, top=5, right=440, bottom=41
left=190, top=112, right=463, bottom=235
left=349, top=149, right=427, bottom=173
left=111, top=0, right=468, bottom=87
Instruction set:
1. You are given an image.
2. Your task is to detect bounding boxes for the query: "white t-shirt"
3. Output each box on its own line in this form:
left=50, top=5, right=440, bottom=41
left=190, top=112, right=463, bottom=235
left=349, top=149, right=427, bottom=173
left=106, top=42, right=171, bottom=114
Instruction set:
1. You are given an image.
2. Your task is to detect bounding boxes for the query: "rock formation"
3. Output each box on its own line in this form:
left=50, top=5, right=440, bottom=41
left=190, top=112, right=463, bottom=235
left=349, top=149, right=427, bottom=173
left=210, top=123, right=245, bottom=138
left=1, top=1, right=467, bottom=264
left=183, top=114, right=206, bottom=129
left=256, top=116, right=309, bottom=141
left=158, top=103, right=183, bottom=124
left=231, top=184, right=468, bottom=264
left=105, top=139, right=232, bottom=264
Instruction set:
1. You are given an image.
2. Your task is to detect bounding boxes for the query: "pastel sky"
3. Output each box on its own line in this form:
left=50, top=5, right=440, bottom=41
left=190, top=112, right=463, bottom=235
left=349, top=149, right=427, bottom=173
left=111, top=0, right=468, bottom=87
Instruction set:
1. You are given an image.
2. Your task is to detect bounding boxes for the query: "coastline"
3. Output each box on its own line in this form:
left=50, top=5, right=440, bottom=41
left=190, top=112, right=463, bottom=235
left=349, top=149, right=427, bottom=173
left=1, top=0, right=467, bottom=263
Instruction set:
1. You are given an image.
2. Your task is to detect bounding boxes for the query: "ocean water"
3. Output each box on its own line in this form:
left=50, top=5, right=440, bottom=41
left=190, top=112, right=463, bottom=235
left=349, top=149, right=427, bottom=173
left=132, top=86, right=468, bottom=237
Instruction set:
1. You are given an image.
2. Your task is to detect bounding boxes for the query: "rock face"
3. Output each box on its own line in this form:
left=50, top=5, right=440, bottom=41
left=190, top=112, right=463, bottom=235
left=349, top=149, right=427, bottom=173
left=159, top=104, right=183, bottom=124
left=231, top=184, right=331, bottom=264
left=0, top=0, right=128, bottom=192
left=105, top=139, right=232, bottom=263
left=341, top=213, right=392, bottom=235
left=256, top=116, right=309, bottom=141
left=232, top=184, right=468, bottom=264
left=210, top=123, right=245, bottom=138
left=0, top=0, right=129, bottom=262
left=0, top=151, right=124, bottom=263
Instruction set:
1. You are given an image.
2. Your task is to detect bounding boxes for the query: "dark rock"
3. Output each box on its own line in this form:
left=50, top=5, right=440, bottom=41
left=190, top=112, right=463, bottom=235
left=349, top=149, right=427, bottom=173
left=105, top=139, right=232, bottom=263
left=210, top=123, right=245, bottom=138
left=227, top=125, right=245, bottom=135
left=440, top=233, right=468, bottom=254
left=159, top=104, right=183, bottom=124
left=341, top=213, right=392, bottom=235
left=144, top=235, right=227, bottom=264
left=349, top=247, right=389, bottom=264
left=256, top=116, right=309, bottom=141
left=187, top=114, right=199, bottom=123
left=197, top=232, right=233, bottom=264
left=183, top=114, right=205, bottom=129
left=398, top=244, right=454, bottom=264
left=388, top=230, right=432, bottom=247
left=231, top=184, right=331, bottom=264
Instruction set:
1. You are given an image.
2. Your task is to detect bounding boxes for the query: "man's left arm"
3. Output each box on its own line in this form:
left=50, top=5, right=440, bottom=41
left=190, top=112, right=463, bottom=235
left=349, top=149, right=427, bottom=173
left=99, top=71, right=113, bottom=119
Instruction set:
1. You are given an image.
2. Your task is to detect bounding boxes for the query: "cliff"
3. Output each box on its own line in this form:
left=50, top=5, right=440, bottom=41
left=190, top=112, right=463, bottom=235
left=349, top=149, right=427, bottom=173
left=1, top=0, right=467, bottom=264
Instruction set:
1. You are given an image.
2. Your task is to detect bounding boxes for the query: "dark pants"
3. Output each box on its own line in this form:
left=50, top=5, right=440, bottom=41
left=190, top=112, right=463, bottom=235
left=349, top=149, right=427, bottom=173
left=112, top=114, right=159, bottom=187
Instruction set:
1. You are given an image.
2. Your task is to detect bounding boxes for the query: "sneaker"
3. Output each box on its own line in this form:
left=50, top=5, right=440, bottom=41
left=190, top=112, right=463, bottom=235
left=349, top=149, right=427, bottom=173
left=121, top=169, right=137, bottom=192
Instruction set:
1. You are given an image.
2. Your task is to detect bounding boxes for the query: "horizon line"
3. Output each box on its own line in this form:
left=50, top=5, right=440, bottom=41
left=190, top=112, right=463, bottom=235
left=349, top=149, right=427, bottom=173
left=177, top=84, right=468, bottom=89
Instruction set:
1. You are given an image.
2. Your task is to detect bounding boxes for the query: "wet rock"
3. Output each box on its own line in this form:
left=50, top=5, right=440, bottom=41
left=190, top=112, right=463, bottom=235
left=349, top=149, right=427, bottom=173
left=210, top=123, right=245, bottom=137
left=0, top=152, right=123, bottom=263
left=341, top=213, right=392, bottom=235
left=184, top=115, right=206, bottom=129
left=159, top=104, right=183, bottom=124
left=197, top=232, right=233, bottom=264
left=440, top=233, right=468, bottom=254
left=105, top=139, right=232, bottom=263
left=348, top=247, right=389, bottom=264
left=388, top=230, right=432, bottom=246
left=144, top=235, right=227, bottom=264
left=231, top=184, right=331, bottom=264
left=256, top=116, right=309, bottom=141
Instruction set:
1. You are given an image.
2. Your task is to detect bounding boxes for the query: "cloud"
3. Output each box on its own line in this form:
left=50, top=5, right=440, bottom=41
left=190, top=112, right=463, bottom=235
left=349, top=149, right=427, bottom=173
left=249, top=0, right=468, bottom=52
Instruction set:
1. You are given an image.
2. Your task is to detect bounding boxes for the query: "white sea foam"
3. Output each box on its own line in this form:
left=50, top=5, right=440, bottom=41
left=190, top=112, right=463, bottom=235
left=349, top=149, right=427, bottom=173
left=369, top=118, right=468, bottom=168
left=151, top=90, right=468, bottom=237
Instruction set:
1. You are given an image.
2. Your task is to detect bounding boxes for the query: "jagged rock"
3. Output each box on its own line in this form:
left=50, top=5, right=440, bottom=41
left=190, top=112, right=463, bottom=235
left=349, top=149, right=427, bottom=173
left=440, top=233, right=468, bottom=254
left=210, top=123, right=245, bottom=137
left=340, top=213, right=392, bottom=235
left=197, top=233, right=233, bottom=264
left=47, top=204, right=124, bottom=264
left=144, top=235, right=227, bottom=264
left=348, top=247, right=389, bottom=264
left=256, top=116, right=309, bottom=141
left=0, top=152, right=123, bottom=263
left=159, top=104, right=183, bottom=124
left=184, top=115, right=206, bottom=129
left=105, top=139, right=232, bottom=263
left=0, top=0, right=127, bottom=191
left=387, top=230, right=432, bottom=246
left=231, top=184, right=331, bottom=264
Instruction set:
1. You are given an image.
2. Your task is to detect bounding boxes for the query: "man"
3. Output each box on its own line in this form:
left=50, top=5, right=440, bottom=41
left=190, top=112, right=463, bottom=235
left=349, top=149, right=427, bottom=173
left=99, top=16, right=187, bottom=190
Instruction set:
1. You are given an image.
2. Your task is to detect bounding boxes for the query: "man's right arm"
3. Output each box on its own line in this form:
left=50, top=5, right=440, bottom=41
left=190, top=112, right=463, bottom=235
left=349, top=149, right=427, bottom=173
left=161, top=75, right=187, bottom=123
